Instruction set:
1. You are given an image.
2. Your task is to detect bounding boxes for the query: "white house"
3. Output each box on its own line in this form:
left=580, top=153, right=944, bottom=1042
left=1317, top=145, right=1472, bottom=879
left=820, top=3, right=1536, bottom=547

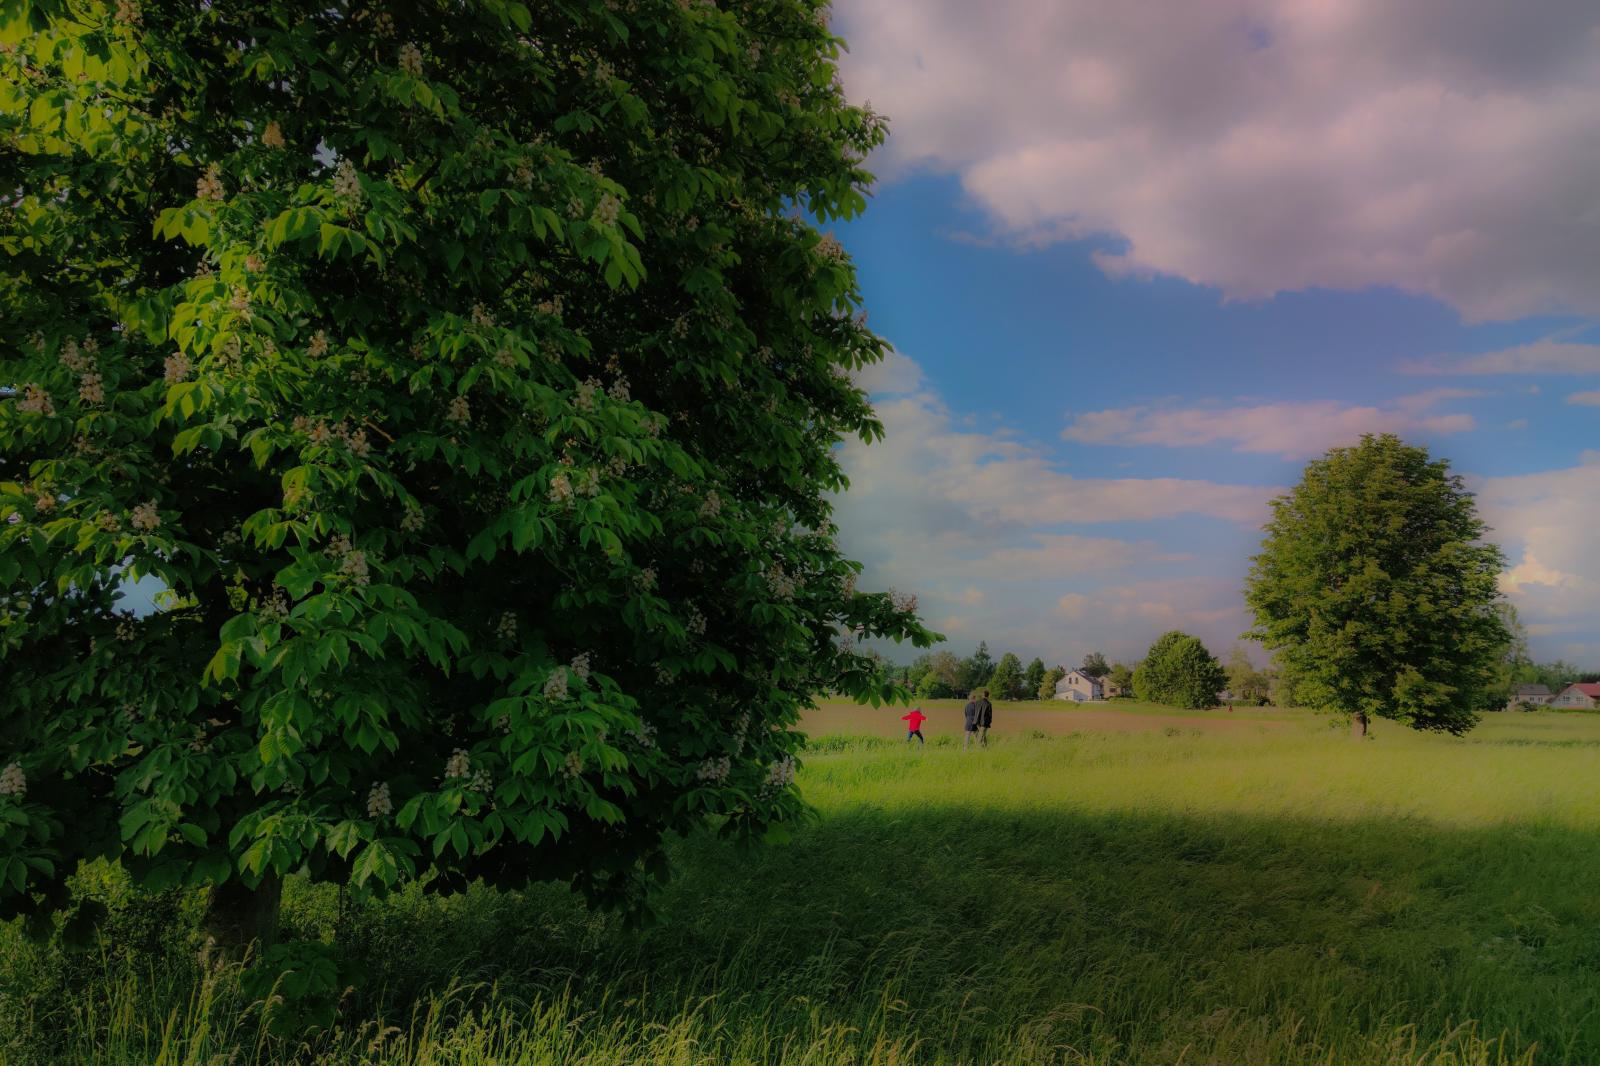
left=1505, top=684, right=1555, bottom=710
left=1056, top=670, right=1106, bottom=702
left=1551, top=683, right=1600, bottom=710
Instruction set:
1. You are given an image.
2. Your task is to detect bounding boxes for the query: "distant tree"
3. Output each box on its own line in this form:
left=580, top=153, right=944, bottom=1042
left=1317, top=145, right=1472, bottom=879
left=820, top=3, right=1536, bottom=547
left=959, top=641, right=995, bottom=693
left=1580, top=673, right=1600, bottom=685
left=1268, top=657, right=1306, bottom=709
left=904, top=654, right=934, bottom=694
left=1224, top=647, right=1272, bottom=704
left=989, top=653, right=1025, bottom=701
left=1246, top=435, right=1509, bottom=737
left=1133, top=631, right=1226, bottom=709
left=1022, top=658, right=1046, bottom=700
left=910, top=650, right=963, bottom=698
left=1107, top=662, right=1134, bottom=695
left=1079, top=651, right=1110, bottom=679
left=1038, top=665, right=1066, bottom=700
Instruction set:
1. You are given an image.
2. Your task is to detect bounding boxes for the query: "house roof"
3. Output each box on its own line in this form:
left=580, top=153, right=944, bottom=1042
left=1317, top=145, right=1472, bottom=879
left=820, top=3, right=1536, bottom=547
left=1563, top=683, right=1600, bottom=698
left=1512, top=684, right=1552, bottom=695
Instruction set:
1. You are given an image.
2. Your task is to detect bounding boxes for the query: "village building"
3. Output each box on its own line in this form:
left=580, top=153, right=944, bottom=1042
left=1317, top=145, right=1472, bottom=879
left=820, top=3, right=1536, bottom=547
left=1056, top=670, right=1110, bottom=702
left=1506, top=684, right=1555, bottom=710
left=1551, top=683, right=1600, bottom=710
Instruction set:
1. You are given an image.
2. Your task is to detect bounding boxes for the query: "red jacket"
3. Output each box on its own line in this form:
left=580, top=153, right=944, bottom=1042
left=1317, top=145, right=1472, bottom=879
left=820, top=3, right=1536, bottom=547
left=901, top=710, right=928, bottom=731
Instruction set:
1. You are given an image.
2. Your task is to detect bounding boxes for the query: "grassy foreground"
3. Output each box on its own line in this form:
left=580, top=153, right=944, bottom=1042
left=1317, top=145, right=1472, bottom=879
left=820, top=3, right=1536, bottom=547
left=6, top=711, right=1600, bottom=1064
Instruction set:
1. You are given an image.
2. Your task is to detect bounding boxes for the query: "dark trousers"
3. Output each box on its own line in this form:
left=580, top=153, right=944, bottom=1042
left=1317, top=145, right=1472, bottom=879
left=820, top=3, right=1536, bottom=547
left=906, top=729, right=924, bottom=744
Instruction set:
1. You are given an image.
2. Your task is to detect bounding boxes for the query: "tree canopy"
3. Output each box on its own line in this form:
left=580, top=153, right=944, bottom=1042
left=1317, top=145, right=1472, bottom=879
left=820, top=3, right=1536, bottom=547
left=0, top=0, right=933, bottom=944
left=1132, top=631, right=1225, bottom=710
left=1245, top=434, right=1507, bottom=735
left=988, top=652, right=1024, bottom=701
left=1078, top=651, right=1109, bottom=679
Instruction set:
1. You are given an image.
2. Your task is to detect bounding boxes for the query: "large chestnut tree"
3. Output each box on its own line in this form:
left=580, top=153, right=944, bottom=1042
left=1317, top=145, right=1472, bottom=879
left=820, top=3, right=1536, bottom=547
left=0, top=0, right=932, bottom=952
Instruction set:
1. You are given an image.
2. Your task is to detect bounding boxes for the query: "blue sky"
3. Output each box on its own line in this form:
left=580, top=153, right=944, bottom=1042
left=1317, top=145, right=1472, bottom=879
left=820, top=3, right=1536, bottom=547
left=828, top=0, right=1600, bottom=668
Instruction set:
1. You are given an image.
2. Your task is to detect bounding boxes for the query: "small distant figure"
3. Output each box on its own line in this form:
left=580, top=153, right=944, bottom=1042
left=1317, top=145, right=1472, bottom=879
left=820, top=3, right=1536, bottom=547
left=975, top=689, right=994, bottom=746
left=901, top=707, right=928, bottom=745
left=963, top=692, right=980, bottom=748
left=1227, top=703, right=1234, bottom=713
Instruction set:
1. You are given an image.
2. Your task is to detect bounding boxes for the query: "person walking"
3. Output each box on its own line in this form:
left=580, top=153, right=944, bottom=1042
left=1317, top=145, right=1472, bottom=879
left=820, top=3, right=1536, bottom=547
left=962, top=692, right=980, bottom=749
left=974, top=689, right=994, bottom=747
left=901, top=706, right=928, bottom=745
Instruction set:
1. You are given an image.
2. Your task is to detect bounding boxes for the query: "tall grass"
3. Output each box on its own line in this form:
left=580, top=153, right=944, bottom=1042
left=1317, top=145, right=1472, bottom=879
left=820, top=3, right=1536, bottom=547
left=5, top=713, right=1599, bottom=1064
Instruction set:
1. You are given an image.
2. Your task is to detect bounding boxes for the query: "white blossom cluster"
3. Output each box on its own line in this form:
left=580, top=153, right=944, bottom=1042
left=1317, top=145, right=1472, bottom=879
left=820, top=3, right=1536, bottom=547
left=261, top=120, right=285, bottom=149
left=130, top=501, right=160, bottom=532
left=594, top=193, right=621, bottom=225
left=59, top=338, right=92, bottom=372
left=445, top=395, right=471, bottom=426
left=696, top=755, right=731, bottom=784
left=731, top=711, right=752, bottom=756
left=840, top=572, right=857, bottom=598
left=400, top=502, right=424, bottom=532
left=470, top=303, right=495, bottom=329
left=467, top=768, right=492, bottom=793
left=607, top=375, right=630, bottom=402
left=78, top=371, right=104, bottom=406
left=574, top=378, right=599, bottom=412
left=495, top=611, right=517, bottom=640
left=196, top=163, right=224, bottom=201
left=815, top=233, right=846, bottom=261
left=567, top=196, right=586, bottom=219
left=764, top=564, right=796, bottom=600
left=398, top=42, right=423, bottom=75
left=570, top=653, right=592, bottom=681
left=333, top=158, right=362, bottom=204
left=889, top=589, right=918, bottom=614
left=548, top=471, right=574, bottom=507
left=626, top=721, right=657, bottom=748
left=0, top=763, right=25, bottom=798
left=17, top=385, right=54, bottom=416
left=367, top=781, right=392, bottom=818
left=761, top=755, right=796, bottom=798
left=327, top=534, right=371, bottom=586
left=114, top=0, right=140, bottom=26
left=654, top=663, right=673, bottom=684
left=634, top=567, right=657, bottom=592
left=543, top=667, right=569, bottom=700
left=576, top=468, right=600, bottom=497
left=443, top=748, right=471, bottom=779
left=563, top=751, right=583, bottom=780
left=699, top=491, right=722, bottom=519
left=260, top=586, right=291, bottom=621
left=164, top=352, right=192, bottom=384
left=686, top=606, right=706, bottom=638
left=307, top=330, right=330, bottom=358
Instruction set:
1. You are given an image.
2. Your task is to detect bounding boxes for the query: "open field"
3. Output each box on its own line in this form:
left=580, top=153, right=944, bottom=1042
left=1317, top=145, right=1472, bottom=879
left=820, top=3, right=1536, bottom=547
left=7, top=709, right=1600, bottom=1064
left=802, top=697, right=1298, bottom=739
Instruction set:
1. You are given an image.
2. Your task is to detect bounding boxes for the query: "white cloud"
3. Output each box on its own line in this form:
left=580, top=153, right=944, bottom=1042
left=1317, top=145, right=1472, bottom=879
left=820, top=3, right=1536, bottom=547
left=850, top=347, right=925, bottom=396
left=1403, top=339, right=1600, bottom=375
left=833, top=356, right=1278, bottom=662
left=839, top=0, right=1600, bottom=320
left=1567, top=391, right=1600, bottom=407
left=1059, top=393, right=1479, bottom=459
left=1475, top=455, right=1600, bottom=655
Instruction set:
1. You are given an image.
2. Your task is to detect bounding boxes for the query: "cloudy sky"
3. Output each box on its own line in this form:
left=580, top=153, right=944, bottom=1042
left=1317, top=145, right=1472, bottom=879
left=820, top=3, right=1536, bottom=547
left=829, top=0, right=1600, bottom=668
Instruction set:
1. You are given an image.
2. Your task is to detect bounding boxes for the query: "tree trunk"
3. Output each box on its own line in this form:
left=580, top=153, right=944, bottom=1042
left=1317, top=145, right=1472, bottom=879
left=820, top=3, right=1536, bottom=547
left=199, top=874, right=282, bottom=969
left=1350, top=711, right=1370, bottom=739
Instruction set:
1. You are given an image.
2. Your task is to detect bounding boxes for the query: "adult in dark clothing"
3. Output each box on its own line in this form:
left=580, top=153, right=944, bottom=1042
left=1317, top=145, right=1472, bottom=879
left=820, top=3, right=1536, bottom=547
left=974, top=689, right=994, bottom=747
left=962, top=693, right=980, bottom=748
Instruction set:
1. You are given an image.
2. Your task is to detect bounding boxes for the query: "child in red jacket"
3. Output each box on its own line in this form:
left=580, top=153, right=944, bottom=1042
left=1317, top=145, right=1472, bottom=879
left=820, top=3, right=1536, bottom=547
left=901, top=707, right=928, bottom=744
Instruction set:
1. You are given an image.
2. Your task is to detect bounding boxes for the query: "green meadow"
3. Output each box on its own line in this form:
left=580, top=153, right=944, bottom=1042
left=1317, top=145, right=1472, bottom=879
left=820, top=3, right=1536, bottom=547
left=6, top=709, right=1600, bottom=1065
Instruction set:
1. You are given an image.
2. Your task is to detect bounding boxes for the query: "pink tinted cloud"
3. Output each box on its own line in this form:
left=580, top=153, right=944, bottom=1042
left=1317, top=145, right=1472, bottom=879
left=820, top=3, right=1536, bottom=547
left=838, top=0, right=1600, bottom=320
left=1059, top=394, right=1479, bottom=458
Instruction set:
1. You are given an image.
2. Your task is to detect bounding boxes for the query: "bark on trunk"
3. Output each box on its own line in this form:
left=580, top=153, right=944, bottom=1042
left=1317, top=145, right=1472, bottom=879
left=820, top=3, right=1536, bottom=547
left=199, top=874, right=282, bottom=969
left=1351, top=711, right=1370, bottom=739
